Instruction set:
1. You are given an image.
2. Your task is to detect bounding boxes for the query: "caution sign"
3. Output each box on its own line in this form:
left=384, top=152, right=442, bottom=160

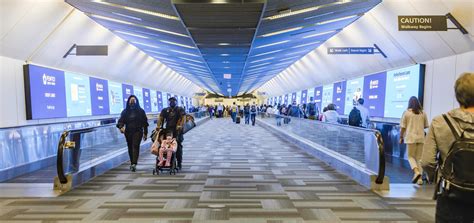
left=398, top=16, right=447, bottom=31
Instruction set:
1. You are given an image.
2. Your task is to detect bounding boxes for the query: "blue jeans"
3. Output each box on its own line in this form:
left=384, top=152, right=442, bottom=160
left=245, top=114, right=250, bottom=124
left=231, top=112, right=236, bottom=122
left=251, top=114, right=256, bottom=126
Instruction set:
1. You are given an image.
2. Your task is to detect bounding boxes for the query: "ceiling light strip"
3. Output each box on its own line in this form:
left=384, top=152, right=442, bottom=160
left=115, top=30, right=148, bottom=38
left=255, top=40, right=290, bottom=49
left=93, top=0, right=179, bottom=20
left=161, top=40, right=195, bottom=49
left=303, top=30, right=336, bottom=38
left=260, top=26, right=303, bottom=38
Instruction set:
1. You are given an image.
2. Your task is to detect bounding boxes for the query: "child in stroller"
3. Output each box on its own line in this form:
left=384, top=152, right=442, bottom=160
left=151, top=130, right=179, bottom=175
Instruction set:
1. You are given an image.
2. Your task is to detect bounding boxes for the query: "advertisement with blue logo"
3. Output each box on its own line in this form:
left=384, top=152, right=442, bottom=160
left=108, top=81, right=123, bottom=115
left=25, top=65, right=67, bottom=119
left=142, top=88, right=151, bottom=113
left=363, top=72, right=387, bottom=118
left=122, top=84, right=134, bottom=109
left=90, top=77, right=110, bottom=116
left=332, top=81, right=346, bottom=115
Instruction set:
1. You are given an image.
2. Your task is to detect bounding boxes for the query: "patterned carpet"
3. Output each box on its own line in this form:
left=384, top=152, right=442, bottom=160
left=0, top=118, right=435, bottom=222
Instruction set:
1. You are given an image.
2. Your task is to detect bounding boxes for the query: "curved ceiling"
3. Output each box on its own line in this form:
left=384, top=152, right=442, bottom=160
left=65, top=0, right=382, bottom=96
left=258, top=0, right=474, bottom=96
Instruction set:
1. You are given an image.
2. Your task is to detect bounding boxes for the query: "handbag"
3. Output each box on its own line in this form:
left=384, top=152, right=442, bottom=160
left=150, top=129, right=161, bottom=155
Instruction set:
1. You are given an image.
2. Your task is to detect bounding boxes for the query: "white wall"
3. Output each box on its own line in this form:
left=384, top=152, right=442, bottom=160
left=0, top=0, right=203, bottom=128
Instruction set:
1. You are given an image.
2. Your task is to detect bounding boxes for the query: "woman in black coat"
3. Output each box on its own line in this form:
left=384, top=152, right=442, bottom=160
left=117, top=95, right=148, bottom=172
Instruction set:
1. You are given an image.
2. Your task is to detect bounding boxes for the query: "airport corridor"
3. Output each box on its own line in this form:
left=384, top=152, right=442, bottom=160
left=0, top=118, right=435, bottom=222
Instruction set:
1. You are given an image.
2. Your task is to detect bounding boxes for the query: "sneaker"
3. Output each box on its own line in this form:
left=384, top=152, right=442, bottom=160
left=131, top=164, right=136, bottom=172
left=417, top=179, right=423, bottom=185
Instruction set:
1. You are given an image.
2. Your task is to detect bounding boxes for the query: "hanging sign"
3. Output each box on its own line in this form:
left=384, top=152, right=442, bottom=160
left=398, top=15, right=447, bottom=31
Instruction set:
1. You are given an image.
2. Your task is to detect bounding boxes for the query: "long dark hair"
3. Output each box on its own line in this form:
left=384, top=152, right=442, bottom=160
left=407, top=96, right=422, bottom=115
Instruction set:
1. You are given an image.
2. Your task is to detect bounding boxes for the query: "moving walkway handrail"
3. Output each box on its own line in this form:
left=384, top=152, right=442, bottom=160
left=263, top=113, right=386, bottom=184
left=55, top=112, right=205, bottom=185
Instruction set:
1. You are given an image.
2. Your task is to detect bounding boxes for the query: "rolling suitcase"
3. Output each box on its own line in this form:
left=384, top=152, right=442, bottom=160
left=236, top=116, right=241, bottom=124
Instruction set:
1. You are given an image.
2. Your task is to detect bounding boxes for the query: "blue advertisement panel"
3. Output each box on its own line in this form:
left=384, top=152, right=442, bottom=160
left=122, top=84, right=133, bottom=108
left=25, top=65, right=67, bottom=119
left=278, top=96, right=282, bottom=104
left=296, top=91, right=301, bottom=105
left=332, top=81, right=346, bottom=114
left=108, top=81, right=123, bottom=114
left=301, top=90, right=308, bottom=105
left=363, top=72, right=387, bottom=117
left=150, top=90, right=158, bottom=113
left=321, top=84, right=334, bottom=109
left=307, top=88, right=314, bottom=103
left=344, top=77, right=364, bottom=115
left=384, top=64, right=423, bottom=118
left=142, top=88, right=151, bottom=113
left=284, top=94, right=289, bottom=105
left=314, top=86, right=323, bottom=110
left=64, top=72, right=92, bottom=117
left=134, top=87, right=144, bottom=108
left=180, top=96, right=185, bottom=107
left=89, top=77, right=110, bottom=116
left=158, top=91, right=164, bottom=111
left=291, top=92, right=297, bottom=104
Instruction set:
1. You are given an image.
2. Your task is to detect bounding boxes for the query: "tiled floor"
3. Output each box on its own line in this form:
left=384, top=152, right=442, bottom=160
left=0, top=118, right=435, bottom=222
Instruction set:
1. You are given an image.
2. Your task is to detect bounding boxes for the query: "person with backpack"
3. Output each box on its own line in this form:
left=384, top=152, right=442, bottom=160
left=117, top=95, right=148, bottom=172
left=231, top=102, right=238, bottom=122
left=250, top=102, right=258, bottom=126
left=421, top=72, right=474, bottom=222
left=399, top=96, right=429, bottom=185
left=243, top=103, right=250, bottom=125
left=306, top=97, right=319, bottom=120
left=349, top=98, right=370, bottom=128
left=156, top=97, right=186, bottom=170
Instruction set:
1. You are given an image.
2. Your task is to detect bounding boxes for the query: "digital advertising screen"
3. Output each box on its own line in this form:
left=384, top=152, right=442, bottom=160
left=321, top=84, right=334, bottom=109
left=363, top=72, right=387, bottom=117
left=142, top=88, right=151, bottom=113
left=89, top=77, right=110, bottom=116
left=291, top=92, right=297, bottom=104
left=301, top=89, right=308, bottom=104
left=133, top=87, right=144, bottom=108
left=180, top=96, right=185, bottom=107
left=332, top=81, right=346, bottom=114
left=314, top=86, right=323, bottom=110
left=150, top=90, right=158, bottom=113
left=64, top=72, right=92, bottom=117
left=296, top=91, right=302, bottom=105
left=108, top=81, right=123, bottom=114
left=157, top=91, right=164, bottom=111
left=278, top=96, right=282, bottom=104
left=24, top=64, right=67, bottom=120
left=344, top=77, right=364, bottom=115
left=284, top=94, right=289, bottom=104
left=384, top=64, right=425, bottom=118
left=122, top=84, right=133, bottom=108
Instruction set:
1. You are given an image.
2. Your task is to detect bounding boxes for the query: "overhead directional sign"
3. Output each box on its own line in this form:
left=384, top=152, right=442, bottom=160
left=327, top=44, right=387, bottom=58
left=398, top=15, right=447, bottom=31
left=328, top=47, right=375, bottom=54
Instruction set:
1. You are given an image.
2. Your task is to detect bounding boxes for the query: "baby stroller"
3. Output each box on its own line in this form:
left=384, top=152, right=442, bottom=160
left=150, top=129, right=179, bottom=175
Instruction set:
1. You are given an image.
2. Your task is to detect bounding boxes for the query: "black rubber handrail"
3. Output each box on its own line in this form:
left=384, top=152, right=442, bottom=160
left=56, top=131, right=70, bottom=184
left=263, top=113, right=386, bottom=184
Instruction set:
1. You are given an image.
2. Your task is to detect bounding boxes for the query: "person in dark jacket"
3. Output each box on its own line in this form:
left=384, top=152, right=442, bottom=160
left=156, top=97, right=186, bottom=169
left=117, top=95, right=148, bottom=172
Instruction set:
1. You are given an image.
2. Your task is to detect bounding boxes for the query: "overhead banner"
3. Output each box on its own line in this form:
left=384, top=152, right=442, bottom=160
left=328, top=47, right=375, bottom=55
left=398, top=15, right=447, bottom=31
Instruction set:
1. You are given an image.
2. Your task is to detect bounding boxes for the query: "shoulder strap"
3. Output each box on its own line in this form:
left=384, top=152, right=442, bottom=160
left=442, top=114, right=460, bottom=140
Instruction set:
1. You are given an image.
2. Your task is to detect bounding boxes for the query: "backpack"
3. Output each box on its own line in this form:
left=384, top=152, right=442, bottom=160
left=434, top=114, right=474, bottom=203
left=251, top=105, right=256, bottom=113
left=348, top=107, right=362, bottom=127
left=308, top=103, right=316, bottom=116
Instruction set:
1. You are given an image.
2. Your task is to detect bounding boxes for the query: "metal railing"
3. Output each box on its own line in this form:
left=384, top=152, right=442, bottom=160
left=259, top=113, right=386, bottom=184
left=55, top=112, right=207, bottom=185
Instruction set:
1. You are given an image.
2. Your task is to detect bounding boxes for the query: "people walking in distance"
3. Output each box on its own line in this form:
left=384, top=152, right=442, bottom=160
left=231, top=102, right=238, bottom=122
left=117, top=95, right=148, bottom=172
left=250, top=102, right=258, bottom=126
left=244, top=103, right=250, bottom=125
left=399, top=96, right=429, bottom=185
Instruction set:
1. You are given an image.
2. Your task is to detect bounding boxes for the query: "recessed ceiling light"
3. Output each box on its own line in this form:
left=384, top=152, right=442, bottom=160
left=223, top=61, right=230, bottom=63
left=255, top=40, right=290, bottom=49
left=171, top=50, right=200, bottom=57
left=260, top=27, right=303, bottom=38
left=316, top=15, right=359, bottom=25
left=250, top=57, right=275, bottom=63
left=291, top=41, right=321, bottom=49
left=263, top=2, right=346, bottom=20
left=303, top=30, right=336, bottom=39
left=112, top=12, right=142, bottom=21
left=90, top=14, right=188, bottom=37
left=161, top=40, right=195, bottom=49
left=132, top=41, right=160, bottom=48
left=115, top=30, right=148, bottom=38
left=93, top=0, right=180, bottom=20
left=224, top=66, right=231, bottom=69
left=146, top=50, right=168, bottom=56
left=252, top=49, right=283, bottom=57
left=218, top=43, right=231, bottom=46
